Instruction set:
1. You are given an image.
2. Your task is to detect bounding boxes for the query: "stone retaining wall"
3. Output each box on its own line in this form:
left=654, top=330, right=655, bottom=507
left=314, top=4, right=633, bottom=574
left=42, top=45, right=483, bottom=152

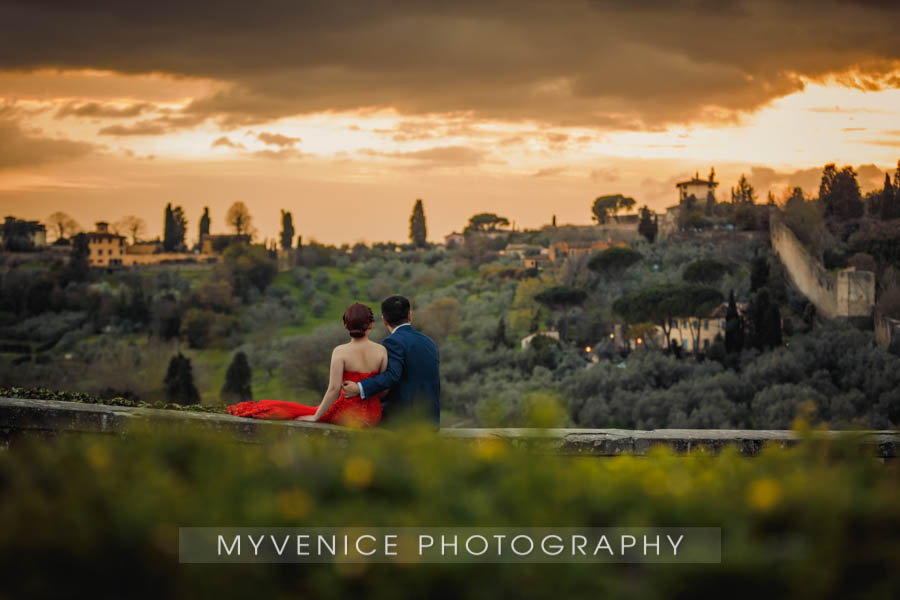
left=770, top=215, right=875, bottom=319
left=2, top=397, right=897, bottom=458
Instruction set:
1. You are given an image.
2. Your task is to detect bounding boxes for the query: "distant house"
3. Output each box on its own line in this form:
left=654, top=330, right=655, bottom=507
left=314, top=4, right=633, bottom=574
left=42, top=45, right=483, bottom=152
left=676, top=171, right=718, bottom=205
left=521, top=330, right=560, bottom=350
left=657, top=301, right=748, bottom=352
left=0, top=216, right=47, bottom=250
left=502, top=243, right=541, bottom=258
left=200, top=233, right=251, bottom=254
left=443, top=232, right=465, bottom=248
left=548, top=240, right=629, bottom=262
left=523, top=255, right=551, bottom=269
left=86, top=222, right=126, bottom=267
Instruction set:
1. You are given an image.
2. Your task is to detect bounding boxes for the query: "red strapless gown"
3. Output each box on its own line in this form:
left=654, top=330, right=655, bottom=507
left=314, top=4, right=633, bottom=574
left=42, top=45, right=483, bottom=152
left=226, top=370, right=382, bottom=427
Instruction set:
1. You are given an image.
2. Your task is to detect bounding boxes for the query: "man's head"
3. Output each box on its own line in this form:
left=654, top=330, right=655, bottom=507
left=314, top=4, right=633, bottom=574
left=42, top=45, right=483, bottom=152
left=381, top=295, right=411, bottom=328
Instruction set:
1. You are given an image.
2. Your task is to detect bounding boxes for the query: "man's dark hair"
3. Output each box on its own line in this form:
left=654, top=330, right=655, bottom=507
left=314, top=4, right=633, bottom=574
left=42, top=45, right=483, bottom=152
left=381, top=295, right=411, bottom=326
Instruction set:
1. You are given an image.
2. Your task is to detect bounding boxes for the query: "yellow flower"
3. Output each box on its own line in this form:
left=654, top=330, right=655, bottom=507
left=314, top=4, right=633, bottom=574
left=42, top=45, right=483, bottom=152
left=343, top=457, right=374, bottom=490
left=748, top=478, right=782, bottom=511
left=475, top=438, right=506, bottom=461
left=275, top=488, right=313, bottom=519
left=86, top=443, right=110, bottom=470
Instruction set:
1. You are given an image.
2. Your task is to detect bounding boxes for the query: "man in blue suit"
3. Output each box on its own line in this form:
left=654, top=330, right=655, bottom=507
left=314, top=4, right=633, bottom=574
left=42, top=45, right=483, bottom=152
left=341, top=296, right=440, bottom=428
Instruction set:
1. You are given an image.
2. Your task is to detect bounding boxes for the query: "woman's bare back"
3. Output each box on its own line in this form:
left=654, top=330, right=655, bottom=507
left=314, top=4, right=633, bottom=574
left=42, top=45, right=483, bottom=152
left=337, top=340, right=387, bottom=374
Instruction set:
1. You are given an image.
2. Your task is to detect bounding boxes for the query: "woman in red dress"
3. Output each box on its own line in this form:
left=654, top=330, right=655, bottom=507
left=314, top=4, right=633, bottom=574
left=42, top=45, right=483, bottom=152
left=226, top=303, right=385, bottom=427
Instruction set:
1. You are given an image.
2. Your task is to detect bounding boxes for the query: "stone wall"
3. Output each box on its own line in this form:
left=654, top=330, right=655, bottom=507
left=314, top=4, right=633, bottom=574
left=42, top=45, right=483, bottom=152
left=2, top=397, right=897, bottom=458
left=875, top=309, right=900, bottom=355
left=770, top=216, right=875, bottom=319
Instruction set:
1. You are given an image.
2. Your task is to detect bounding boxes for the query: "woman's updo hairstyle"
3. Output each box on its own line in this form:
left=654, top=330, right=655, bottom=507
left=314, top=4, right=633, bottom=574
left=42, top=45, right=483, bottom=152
left=343, top=302, right=374, bottom=338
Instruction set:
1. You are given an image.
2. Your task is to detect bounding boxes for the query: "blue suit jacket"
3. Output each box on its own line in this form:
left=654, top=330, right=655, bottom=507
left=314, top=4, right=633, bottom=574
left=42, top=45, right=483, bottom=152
left=358, top=325, right=440, bottom=427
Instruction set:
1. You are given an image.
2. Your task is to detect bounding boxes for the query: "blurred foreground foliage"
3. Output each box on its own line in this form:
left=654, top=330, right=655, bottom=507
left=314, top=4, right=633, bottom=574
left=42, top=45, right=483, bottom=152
left=1, top=427, right=898, bottom=599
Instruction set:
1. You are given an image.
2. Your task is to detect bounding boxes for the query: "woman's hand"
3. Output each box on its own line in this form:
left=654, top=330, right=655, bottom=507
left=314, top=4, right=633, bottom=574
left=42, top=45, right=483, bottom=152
left=295, top=415, right=318, bottom=422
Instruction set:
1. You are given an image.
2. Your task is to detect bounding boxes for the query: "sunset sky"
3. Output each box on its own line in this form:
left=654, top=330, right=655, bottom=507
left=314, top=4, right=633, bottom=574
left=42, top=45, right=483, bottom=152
left=1, top=0, right=899, bottom=245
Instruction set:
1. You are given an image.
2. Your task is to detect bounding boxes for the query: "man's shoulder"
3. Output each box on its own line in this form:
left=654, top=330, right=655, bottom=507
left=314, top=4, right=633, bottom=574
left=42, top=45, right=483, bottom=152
left=407, top=327, right=438, bottom=350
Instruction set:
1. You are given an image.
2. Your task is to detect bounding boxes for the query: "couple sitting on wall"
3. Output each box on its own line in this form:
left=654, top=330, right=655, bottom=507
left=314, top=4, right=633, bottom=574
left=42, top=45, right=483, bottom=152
left=226, top=296, right=441, bottom=429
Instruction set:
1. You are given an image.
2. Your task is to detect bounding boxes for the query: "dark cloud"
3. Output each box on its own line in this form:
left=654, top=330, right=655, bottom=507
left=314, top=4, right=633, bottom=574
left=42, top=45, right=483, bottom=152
left=96, top=111, right=206, bottom=135
left=0, top=109, right=95, bottom=168
left=364, top=145, right=487, bottom=167
left=251, top=148, right=302, bottom=160
left=56, top=101, right=153, bottom=119
left=257, top=132, right=300, bottom=147
left=211, top=136, right=245, bottom=150
left=97, top=120, right=168, bottom=136
left=0, top=1, right=898, bottom=129
left=533, top=167, right=567, bottom=178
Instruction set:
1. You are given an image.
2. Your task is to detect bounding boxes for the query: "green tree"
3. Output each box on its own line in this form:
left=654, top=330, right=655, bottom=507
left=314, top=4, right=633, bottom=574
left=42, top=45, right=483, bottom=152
left=683, top=258, right=729, bottom=285
left=419, top=297, right=462, bottom=342
left=731, top=174, right=757, bottom=204
left=637, top=206, right=658, bottom=243
left=280, top=210, right=295, bottom=250
left=464, top=213, right=510, bottom=233
left=66, top=233, right=91, bottom=282
left=509, top=277, right=553, bottom=335
left=591, top=194, right=636, bottom=224
left=534, top=285, right=587, bottom=340
left=222, top=351, right=253, bottom=404
left=409, top=199, right=427, bottom=248
left=819, top=163, right=863, bottom=220
left=221, top=243, right=277, bottom=301
left=164, top=352, right=200, bottom=405
left=587, top=246, right=642, bottom=277
left=492, top=316, right=509, bottom=350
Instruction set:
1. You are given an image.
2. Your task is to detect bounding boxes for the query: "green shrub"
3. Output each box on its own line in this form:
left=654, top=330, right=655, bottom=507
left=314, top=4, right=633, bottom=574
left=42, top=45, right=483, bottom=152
left=0, top=429, right=897, bottom=598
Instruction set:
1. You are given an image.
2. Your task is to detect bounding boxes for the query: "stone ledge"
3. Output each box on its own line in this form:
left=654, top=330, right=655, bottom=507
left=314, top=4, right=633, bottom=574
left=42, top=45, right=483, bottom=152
left=1, top=397, right=897, bottom=457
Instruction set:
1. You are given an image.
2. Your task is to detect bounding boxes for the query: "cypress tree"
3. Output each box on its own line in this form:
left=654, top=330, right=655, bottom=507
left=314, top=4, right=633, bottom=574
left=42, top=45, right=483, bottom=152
left=171, top=206, right=187, bottom=251
left=638, top=206, right=658, bottom=243
left=280, top=210, right=295, bottom=250
left=763, top=303, right=783, bottom=349
left=164, top=352, right=200, bottom=405
left=750, top=255, right=769, bottom=293
left=222, top=351, right=253, bottom=403
left=199, top=206, right=210, bottom=239
left=409, top=199, right=427, bottom=248
left=724, top=289, right=744, bottom=354
left=882, top=172, right=898, bottom=221
left=67, top=233, right=91, bottom=282
left=747, top=289, right=772, bottom=350
left=492, top=317, right=509, bottom=349
left=163, top=204, right=175, bottom=252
